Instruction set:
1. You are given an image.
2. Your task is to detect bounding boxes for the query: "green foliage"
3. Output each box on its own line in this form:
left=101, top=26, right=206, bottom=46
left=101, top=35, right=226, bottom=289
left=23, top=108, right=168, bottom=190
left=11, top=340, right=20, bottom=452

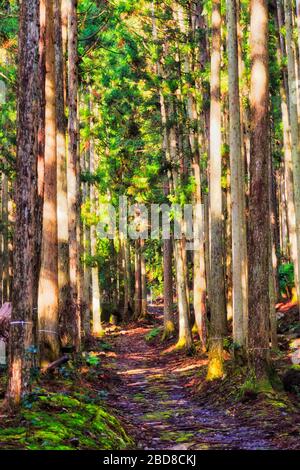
left=84, top=353, right=101, bottom=367
left=144, top=327, right=161, bottom=342
left=278, top=263, right=295, bottom=296
left=237, top=375, right=273, bottom=401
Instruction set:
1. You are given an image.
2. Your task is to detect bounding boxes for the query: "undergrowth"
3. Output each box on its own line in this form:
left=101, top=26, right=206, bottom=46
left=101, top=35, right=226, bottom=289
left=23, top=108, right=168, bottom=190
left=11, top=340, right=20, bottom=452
left=144, top=327, right=162, bottom=342
left=0, top=338, right=134, bottom=450
left=0, top=390, right=134, bottom=450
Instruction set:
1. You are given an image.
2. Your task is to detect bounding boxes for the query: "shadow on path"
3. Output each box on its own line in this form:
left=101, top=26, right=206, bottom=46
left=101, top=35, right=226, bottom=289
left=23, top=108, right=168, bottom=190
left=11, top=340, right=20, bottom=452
left=104, top=306, right=276, bottom=450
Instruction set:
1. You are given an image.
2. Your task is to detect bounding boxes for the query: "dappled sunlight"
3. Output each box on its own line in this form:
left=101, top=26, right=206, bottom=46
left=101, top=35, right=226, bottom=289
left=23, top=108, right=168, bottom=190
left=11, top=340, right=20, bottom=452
left=172, top=360, right=207, bottom=374
left=276, top=300, right=297, bottom=312
left=2, top=0, right=300, bottom=452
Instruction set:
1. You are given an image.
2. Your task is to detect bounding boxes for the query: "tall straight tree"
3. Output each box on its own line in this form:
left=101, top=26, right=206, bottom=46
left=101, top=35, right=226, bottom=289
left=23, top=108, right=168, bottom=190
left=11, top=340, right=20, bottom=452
left=226, top=0, right=247, bottom=352
left=169, top=100, right=193, bottom=351
left=151, top=1, right=175, bottom=338
left=207, top=0, right=225, bottom=380
left=38, top=0, right=60, bottom=366
left=54, top=0, right=72, bottom=348
left=248, top=0, right=270, bottom=377
left=6, top=0, right=40, bottom=404
left=36, top=0, right=46, bottom=316
left=275, top=0, right=298, bottom=292
left=82, top=93, right=92, bottom=337
left=1, top=173, right=9, bottom=303
left=179, top=1, right=207, bottom=350
left=67, top=0, right=81, bottom=350
left=284, top=0, right=300, bottom=316
left=90, top=138, right=102, bottom=336
left=134, top=238, right=142, bottom=318
left=140, top=239, right=147, bottom=317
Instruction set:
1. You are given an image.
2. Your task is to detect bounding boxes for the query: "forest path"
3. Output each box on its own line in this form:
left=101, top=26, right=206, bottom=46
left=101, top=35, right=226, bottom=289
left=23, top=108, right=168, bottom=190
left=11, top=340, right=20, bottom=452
left=103, top=306, right=276, bottom=450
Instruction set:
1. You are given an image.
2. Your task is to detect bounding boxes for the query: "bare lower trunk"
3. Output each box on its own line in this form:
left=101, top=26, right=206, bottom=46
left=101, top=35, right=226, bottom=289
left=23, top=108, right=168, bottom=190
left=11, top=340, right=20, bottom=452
left=0, top=176, right=2, bottom=305
left=276, top=0, right=297, bottom=269
left=227, top=0, right=248, bottom=352
left=248, top=0, right=270, bottom=378
left=38, top=0, right=60, bottom=366
left=7, top=0, right=40, bottom=405
left=174, top=237, right=193, bottom=351
left=54, top=0, right=72, bottom=348
left=83, top=148, right=92, bottom=336
left=207, top=0, right=225, bottom=380
left=141, top=239, right=147, bottom=317
left=269, top=145, right=278, bottom=349
left=163, top=182, right=175, bottom=337
left=284, top=0, right=300, bottom=316
left=134, top=239, right=142, bottom=318
left=193, top=169, right=207, bottom=351
left=90, top=132, right=102, bottom=336
left=91, top=223, right=102, bottom=335
left=67, top=0, right=81, bottom=349
left=119, top=233, right=128, bottom=320
left=1, top=174, right=9, bottom=303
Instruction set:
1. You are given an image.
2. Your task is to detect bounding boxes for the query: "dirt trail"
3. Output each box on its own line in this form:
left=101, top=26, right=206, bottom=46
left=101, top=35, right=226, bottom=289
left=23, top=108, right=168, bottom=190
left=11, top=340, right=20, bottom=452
left=104, top=306, right=277, bottom=450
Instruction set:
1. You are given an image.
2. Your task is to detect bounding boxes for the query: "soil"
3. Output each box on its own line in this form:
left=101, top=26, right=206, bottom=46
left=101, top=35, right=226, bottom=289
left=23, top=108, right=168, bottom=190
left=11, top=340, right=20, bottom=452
left=102, top=305, right=300, bottom=450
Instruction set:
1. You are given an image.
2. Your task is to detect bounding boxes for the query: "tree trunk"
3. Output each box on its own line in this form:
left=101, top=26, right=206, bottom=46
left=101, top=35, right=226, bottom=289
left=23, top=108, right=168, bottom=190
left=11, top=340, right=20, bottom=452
left=90, top=135, right=102, bottom=336
left=38, top=0, right=60, bottom=366
left=1, top=173, right=9, bottom=303
left=248, top=0, right=270, bottom=378
left=141, top=239, right=147, bottom=317
left=67, top=0, right=81, bottom=350
left=276, top=0, right=297, bottom=264
left=284, top=0, right=300, bottom=316
left=269, top=146, right=279, bottom=349
left=207, top=0, right=225, bottom=380
left=54, top=0, right=72, bottom=348
left=227, top=0, right=248, bottom=352
left=151, top=1, right=176, bottom=337
left=296, top=0, right=300, bottom=68
left=82, top=96, right=92, bottom=338
left=162, top=181, right=175, bottom=339
left=0, top=175, right=3, bottom=305
left=174, top=236, right=193, bottom=351
left=91, top=224, right=102, bottom=335
left=134, top=239, right=142, bottom=318
left=193, top=165, right=207, bottom=351
left=7, top=0, right=40, bottom=405
left=35, top=0, right=46, bottom=323
left=168, top=95, right=192, bottom=351
left=119, top=232, right=128, bottom=320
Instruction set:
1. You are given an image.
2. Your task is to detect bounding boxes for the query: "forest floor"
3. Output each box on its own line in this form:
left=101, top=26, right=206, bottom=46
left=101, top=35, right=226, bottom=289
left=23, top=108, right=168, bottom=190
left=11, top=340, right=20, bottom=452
left=101, top=305, right=300, bottom=450
left=1, top=304, right=300, bottom=450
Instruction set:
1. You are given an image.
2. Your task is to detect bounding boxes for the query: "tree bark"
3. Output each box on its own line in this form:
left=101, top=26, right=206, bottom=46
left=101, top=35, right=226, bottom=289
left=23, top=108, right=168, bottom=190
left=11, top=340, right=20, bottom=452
left=7, top=0, right=40, bottom=405
left=1, top=173, right=9, bottom=303
left=67, top=0, right=81, bottom=349
left=207, top=0, right=225, bottom=380
left=54, top=0, right=72, bottom=348
left=162, top=182, right=175, bottom=339
left=38, top=0, right=60, bottom=367
left=141, top=238, right=147, bottom=317
left=284, top=0, right=300, bottom=316
left=90, top=134, right=102, bottom=336
left=248, top=0, right=270, bottom=377
left=82, top=95, right=92, bottom=338
left=227, top=0, right=248, bottom=352
left=134, top=239, right=142, bottom=318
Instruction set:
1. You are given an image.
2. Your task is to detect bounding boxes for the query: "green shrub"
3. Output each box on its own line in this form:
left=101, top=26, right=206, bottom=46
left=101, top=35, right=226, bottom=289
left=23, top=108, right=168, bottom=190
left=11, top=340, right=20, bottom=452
left=278, top=263, right=294, bottom=297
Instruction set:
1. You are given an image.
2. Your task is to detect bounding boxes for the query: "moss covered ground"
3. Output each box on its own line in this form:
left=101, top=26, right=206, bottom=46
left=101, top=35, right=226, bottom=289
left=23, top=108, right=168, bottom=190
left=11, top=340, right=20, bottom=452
left=0, top=338, right=134, bottom=450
